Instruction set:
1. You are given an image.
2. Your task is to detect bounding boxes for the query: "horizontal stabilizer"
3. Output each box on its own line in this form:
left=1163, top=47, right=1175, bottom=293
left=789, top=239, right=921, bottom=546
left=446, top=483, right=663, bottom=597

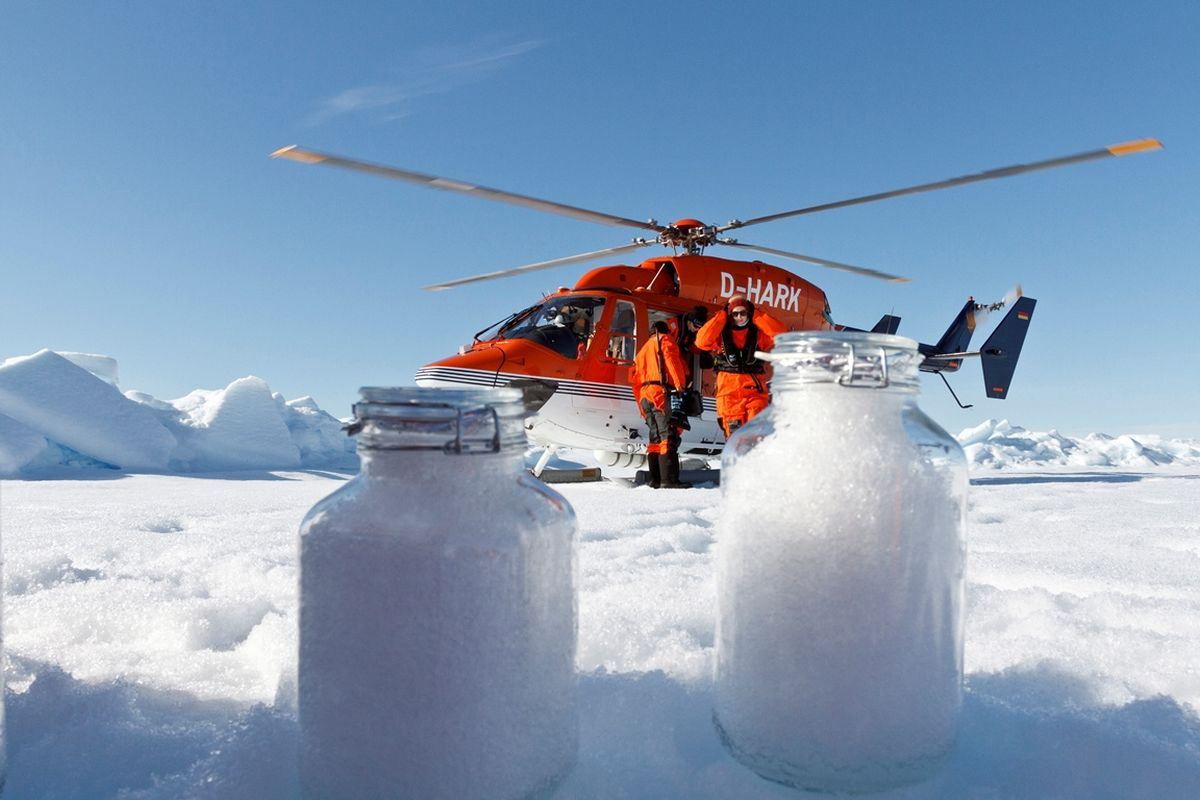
left=981, top=297, right=1036, bottom=399
left=837, top=314, right=902, bottom=336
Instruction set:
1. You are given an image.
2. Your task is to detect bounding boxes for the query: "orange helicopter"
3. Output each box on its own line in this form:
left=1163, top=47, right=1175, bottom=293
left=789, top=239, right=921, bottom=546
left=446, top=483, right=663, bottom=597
left=273, top=139, right=1160, bottom=474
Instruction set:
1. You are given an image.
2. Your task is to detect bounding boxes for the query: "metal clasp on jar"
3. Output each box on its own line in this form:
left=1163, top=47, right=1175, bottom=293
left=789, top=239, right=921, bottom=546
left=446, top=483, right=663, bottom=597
left=442, top=404, right=502, bottom=455
left=836, top=345, right=891, bottom=389
left=343, top=402, right=504, bottom=454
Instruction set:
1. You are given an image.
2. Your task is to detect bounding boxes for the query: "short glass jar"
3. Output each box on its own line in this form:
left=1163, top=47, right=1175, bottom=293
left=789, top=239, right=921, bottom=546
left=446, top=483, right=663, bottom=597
left=298, top=387, right=578, bottom=800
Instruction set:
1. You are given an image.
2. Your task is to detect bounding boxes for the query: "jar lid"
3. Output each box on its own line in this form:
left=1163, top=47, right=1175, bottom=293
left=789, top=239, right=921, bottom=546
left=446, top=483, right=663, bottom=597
left=350, top=386, right=527, bottom=453
left=762, top=331, right=920, bottom=391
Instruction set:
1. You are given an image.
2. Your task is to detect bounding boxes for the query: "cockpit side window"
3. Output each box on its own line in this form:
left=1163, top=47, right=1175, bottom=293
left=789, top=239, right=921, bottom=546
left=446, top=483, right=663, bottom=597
left=606, top=300, right=637, bottom=362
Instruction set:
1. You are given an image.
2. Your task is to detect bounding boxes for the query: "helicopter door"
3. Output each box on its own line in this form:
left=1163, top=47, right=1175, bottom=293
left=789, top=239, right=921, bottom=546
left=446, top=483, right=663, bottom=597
left=574, top=299, right=640, bottom=439
left=584, top=298, right=637, bottom=398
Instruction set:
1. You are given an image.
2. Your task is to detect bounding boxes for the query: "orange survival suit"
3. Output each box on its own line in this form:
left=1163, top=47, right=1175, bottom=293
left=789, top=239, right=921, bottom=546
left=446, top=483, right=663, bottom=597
left=694, top=294, right=787, bottom=438
left=630, top=322, right=691, bottom=488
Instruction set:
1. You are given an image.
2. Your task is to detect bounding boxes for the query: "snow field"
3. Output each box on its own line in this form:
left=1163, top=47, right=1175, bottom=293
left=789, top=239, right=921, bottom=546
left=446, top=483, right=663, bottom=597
left=965, top=473, right=1200, bottom=707
left=3, top=349, right=1200, bottom=796
left=2, top=465, right=1200, bottom=797
left=3, top=476, right=306, bottom=706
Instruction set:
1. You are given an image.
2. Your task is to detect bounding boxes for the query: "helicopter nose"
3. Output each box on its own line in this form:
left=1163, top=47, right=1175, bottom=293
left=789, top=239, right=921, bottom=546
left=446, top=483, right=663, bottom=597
left=416, top=346, right=560, bottom=414
left=415, top=345, right=506, bottom=389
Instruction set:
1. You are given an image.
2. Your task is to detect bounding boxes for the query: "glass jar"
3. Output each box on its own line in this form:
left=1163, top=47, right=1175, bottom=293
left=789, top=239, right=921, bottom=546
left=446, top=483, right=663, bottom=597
left=298, top=387, right=578, bottom=800
left=713, top=332, right=967, bottom=793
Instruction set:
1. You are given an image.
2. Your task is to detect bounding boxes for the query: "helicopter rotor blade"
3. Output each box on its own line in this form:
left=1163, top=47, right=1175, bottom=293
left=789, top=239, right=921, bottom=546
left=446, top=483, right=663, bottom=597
left=721, top=138, right=1163, bottom=232
left=423, top=241, right=654, bottom=291
left=272, top=145, right=664, bottom=233
left=719, top=240, right=910, bottom=283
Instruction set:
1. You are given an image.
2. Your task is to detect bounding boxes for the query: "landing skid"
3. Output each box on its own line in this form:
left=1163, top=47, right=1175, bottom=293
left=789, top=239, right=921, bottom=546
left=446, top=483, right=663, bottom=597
left=537, top=467, right=604, bottom=484
left=530, top=445, right=604, bottom=483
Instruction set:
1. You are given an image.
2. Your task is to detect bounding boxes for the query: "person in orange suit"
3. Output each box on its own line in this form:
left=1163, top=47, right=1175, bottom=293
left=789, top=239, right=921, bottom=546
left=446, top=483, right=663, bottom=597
left=631, top=320, right=691, bottom=488
left=694, top=294, right=787, bottom=438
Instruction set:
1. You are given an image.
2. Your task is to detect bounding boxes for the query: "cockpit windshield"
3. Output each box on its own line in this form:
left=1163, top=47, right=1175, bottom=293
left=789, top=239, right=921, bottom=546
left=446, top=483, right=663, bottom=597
left=489, top=295, right=607, bottom=360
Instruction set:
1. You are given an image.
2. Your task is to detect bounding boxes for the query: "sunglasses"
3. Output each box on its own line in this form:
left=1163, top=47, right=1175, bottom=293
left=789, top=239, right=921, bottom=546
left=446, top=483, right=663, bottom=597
left=730, top=309, right=749, bottom=318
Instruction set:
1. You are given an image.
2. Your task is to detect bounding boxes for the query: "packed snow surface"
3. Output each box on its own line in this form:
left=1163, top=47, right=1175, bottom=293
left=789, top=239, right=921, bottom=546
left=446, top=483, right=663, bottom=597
left=4, top=467, right=1200, bottom=798
left=2, top=351, right=1200, bottom=797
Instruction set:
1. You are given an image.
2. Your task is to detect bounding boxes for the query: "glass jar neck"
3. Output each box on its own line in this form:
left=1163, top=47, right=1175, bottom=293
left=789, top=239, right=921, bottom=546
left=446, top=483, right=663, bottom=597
left=359, top=446, right=523, bottom=478
left=766, top=332, right=921, bottom=397
left=348, top=386, right=527, bottom=456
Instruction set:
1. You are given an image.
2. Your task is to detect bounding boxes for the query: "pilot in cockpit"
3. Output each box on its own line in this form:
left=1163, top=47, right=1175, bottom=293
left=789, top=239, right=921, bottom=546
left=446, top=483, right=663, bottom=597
left=555, top=305, right=593, bottom=358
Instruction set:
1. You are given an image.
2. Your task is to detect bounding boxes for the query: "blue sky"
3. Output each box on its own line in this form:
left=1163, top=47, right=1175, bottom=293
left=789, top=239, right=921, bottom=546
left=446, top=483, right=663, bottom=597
left=3, top=1, right=1197, bottom=437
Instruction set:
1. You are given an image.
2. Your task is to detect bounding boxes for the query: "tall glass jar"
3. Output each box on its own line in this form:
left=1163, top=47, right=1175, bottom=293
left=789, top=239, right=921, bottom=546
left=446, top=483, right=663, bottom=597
left=713, top=332, right=967, bottom=793
left=298, top=387, right=577, bottom=800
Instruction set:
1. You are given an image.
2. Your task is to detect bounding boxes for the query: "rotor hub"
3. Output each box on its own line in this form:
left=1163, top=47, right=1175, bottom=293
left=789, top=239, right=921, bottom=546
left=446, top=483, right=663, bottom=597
left=660, top=218, right=719, bottom=254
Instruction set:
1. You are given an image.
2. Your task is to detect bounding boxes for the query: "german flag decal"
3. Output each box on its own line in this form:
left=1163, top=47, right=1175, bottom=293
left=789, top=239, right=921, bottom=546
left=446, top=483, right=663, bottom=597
left=1017, top=311, right=1031, bottom=321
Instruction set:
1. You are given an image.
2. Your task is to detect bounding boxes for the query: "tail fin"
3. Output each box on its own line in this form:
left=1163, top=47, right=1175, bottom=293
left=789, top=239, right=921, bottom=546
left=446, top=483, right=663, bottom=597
left=981, top=297, right=1037, bottom=399
left=935, top=298, right=979, bottom=355
left=917, top=298, right=979, bottom=373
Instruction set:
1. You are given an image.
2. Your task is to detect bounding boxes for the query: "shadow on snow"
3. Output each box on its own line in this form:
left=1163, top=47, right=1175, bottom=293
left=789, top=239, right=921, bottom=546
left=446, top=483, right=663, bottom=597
left=5, top=658, right=1200, bottom=798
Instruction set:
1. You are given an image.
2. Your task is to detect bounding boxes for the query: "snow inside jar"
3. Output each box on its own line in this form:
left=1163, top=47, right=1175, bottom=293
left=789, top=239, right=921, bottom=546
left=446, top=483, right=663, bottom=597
left=713, top=331, right=967, bottom=793
left=298, top=387, right=578, bottom=799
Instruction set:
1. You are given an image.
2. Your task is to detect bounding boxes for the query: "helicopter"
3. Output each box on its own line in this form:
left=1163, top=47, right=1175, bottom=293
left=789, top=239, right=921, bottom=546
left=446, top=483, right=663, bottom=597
left=272, top=138, right=1160, bottom=474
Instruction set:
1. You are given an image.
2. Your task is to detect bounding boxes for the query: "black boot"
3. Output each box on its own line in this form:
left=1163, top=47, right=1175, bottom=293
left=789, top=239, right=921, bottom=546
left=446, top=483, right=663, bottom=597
left=646, top=453, right=662, bottom=488
left=661, top=452, right=692, bottom=489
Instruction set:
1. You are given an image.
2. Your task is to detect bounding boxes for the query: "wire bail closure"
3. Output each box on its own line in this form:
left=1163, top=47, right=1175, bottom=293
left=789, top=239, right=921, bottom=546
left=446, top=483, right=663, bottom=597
left=442, top=404, right=502, bottom=455
left=836, top=344, right=892, bottom=389
left=346, top=401, right=504, bottom=454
